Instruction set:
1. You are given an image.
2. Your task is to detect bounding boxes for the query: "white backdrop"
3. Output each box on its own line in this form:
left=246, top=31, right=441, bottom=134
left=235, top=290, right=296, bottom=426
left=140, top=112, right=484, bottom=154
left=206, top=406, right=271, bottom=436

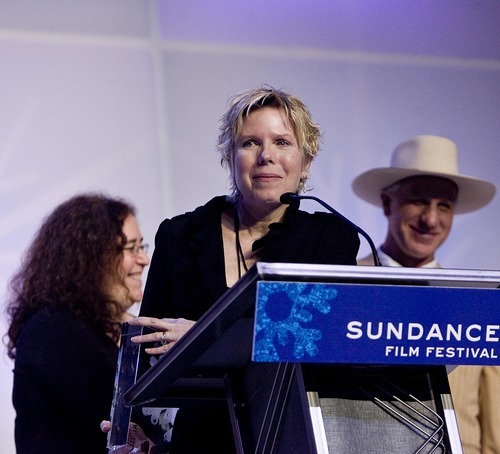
left=1, top=1, right=499, bottom=451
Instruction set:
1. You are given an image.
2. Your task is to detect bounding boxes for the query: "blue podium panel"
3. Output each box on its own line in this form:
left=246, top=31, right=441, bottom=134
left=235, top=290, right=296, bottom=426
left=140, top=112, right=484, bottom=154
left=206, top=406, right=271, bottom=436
left=253, top=281, right=499, bottom=366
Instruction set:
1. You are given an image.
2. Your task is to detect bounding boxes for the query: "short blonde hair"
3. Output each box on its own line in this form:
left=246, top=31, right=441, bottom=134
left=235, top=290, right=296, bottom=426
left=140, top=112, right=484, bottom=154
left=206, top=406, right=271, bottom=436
left=217, top=86, right=321, bottom=199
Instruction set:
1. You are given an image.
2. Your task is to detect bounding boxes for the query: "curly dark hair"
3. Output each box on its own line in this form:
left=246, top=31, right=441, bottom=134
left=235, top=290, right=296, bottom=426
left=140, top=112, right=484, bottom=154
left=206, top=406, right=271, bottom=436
left=5, top=193, right=136, bottom=359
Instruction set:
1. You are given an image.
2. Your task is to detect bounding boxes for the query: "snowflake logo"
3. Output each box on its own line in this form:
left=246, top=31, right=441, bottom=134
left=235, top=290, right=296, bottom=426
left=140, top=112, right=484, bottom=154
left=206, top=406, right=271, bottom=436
left=254, top=282, right=338, bottom=361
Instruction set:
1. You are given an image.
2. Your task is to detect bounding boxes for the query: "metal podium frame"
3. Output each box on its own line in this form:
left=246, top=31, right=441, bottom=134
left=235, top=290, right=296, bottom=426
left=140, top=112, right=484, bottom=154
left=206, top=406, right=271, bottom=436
left=113, top=263, right=500, bottom=453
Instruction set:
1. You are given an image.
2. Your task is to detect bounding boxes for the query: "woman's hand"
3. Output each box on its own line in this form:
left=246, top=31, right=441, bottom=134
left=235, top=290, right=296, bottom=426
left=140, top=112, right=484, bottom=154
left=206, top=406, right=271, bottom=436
left=128, top=316, right=195, bottom=355
left=100, top=420, right=153, bottom=453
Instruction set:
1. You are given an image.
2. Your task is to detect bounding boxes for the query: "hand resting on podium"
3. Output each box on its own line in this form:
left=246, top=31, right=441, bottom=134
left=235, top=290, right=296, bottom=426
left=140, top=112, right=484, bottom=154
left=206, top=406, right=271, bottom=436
left=127, top=316, right=196, bottom=354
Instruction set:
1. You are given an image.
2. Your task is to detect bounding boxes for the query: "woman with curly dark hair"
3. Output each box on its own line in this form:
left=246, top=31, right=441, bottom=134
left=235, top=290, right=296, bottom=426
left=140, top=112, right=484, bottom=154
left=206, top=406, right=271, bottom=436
left=5, top=193, right=149, bottom=454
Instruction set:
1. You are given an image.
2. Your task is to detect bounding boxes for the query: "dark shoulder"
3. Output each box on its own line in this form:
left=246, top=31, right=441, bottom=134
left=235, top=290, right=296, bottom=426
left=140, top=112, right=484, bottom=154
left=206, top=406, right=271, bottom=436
left=291, top=209, right=358, bottom=234
left=157, top=195, right=228, bottom=232
left=17, top=306, right=115, bottom=359
left=21, top=306, right=79, bottom=335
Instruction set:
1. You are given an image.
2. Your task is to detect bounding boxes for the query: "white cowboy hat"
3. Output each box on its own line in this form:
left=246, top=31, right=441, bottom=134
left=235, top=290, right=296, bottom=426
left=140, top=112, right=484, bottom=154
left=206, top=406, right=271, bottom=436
left=352, top=135, right=496, bottom=214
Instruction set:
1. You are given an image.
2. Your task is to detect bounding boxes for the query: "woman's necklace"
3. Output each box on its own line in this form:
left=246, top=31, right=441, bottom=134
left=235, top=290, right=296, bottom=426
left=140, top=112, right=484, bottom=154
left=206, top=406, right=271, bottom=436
left=233, top=209, right=249, bottom=279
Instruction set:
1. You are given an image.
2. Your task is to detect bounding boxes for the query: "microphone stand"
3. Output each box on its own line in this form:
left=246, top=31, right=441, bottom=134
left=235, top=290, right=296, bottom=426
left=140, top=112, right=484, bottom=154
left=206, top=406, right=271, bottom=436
left=281, top=193, right=382, bottom=267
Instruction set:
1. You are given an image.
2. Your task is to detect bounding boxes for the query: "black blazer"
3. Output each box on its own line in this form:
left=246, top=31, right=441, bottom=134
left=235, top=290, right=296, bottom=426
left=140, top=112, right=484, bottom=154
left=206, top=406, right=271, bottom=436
left=139, top=195, right=360, bottom=452
left=140, top=195, right=360, bottom=321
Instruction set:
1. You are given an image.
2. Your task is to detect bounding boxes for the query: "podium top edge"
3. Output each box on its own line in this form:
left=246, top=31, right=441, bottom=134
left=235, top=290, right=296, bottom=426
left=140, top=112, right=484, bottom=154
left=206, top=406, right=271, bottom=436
left=256, top=262, right=500, bottom=284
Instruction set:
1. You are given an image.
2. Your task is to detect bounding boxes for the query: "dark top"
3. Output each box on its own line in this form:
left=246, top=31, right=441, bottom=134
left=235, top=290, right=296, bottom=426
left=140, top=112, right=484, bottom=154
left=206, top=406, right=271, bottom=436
left=141, top=195, right=360, bottom=320
left=12, top=306, right=118, bottom=454
left=139, top=196, right=360, bottom=453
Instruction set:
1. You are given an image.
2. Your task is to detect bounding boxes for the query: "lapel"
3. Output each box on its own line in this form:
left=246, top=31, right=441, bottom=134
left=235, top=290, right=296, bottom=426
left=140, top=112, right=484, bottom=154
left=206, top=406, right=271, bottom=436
left=189, top=196, right=229, bottom=301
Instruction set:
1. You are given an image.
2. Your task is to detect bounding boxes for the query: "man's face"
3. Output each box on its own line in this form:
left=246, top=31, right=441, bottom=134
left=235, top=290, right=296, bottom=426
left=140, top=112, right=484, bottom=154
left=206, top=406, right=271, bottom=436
left=382, top=176, right=458, bottom=267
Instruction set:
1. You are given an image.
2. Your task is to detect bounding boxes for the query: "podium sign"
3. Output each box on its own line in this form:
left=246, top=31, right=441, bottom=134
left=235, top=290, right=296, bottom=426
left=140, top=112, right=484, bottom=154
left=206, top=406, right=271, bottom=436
left=254, top=281, right=499, bottom=366
left=121, top=263, right=499, bottom=454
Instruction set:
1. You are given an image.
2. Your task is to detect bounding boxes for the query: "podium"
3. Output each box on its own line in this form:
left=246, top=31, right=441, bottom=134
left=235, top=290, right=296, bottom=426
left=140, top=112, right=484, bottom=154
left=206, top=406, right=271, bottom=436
left=110, top=263, right=500, bottom=453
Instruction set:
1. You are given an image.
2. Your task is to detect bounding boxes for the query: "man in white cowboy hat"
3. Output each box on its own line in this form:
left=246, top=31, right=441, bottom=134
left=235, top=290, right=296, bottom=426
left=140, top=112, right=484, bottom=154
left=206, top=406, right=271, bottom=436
left=352, top=134, right=499, bottom=453
left=352, top=134, right=496, bottom=267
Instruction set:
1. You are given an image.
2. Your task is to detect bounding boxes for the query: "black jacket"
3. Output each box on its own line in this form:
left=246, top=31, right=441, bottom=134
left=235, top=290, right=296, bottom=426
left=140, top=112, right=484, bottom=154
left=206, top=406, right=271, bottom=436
left=13, top=306, right=117, bottom=454
left=138, top=195, right=359, bottom=453
left=141, top=195, right=360, bottom=321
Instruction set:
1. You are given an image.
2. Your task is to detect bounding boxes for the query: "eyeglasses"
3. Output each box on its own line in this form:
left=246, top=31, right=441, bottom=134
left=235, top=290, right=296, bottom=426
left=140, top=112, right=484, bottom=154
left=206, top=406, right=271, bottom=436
left=122, top=243, right=149, bottom=255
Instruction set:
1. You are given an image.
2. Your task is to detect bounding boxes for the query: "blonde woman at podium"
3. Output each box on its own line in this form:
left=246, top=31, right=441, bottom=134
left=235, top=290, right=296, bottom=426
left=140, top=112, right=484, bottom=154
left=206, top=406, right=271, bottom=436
left=126, top=86, right=360, bottom=453
left=352, top=135, right=499, bottom=454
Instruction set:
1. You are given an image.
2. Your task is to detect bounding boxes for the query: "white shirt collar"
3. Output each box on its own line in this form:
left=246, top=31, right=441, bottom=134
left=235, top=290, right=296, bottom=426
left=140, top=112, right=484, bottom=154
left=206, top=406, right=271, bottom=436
left=377, top=248, right=440, bottom=269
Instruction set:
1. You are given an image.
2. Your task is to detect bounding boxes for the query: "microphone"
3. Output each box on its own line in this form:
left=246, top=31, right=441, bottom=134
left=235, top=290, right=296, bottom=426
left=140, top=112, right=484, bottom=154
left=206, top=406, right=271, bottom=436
left=280, top=192, right=381, bottom=266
